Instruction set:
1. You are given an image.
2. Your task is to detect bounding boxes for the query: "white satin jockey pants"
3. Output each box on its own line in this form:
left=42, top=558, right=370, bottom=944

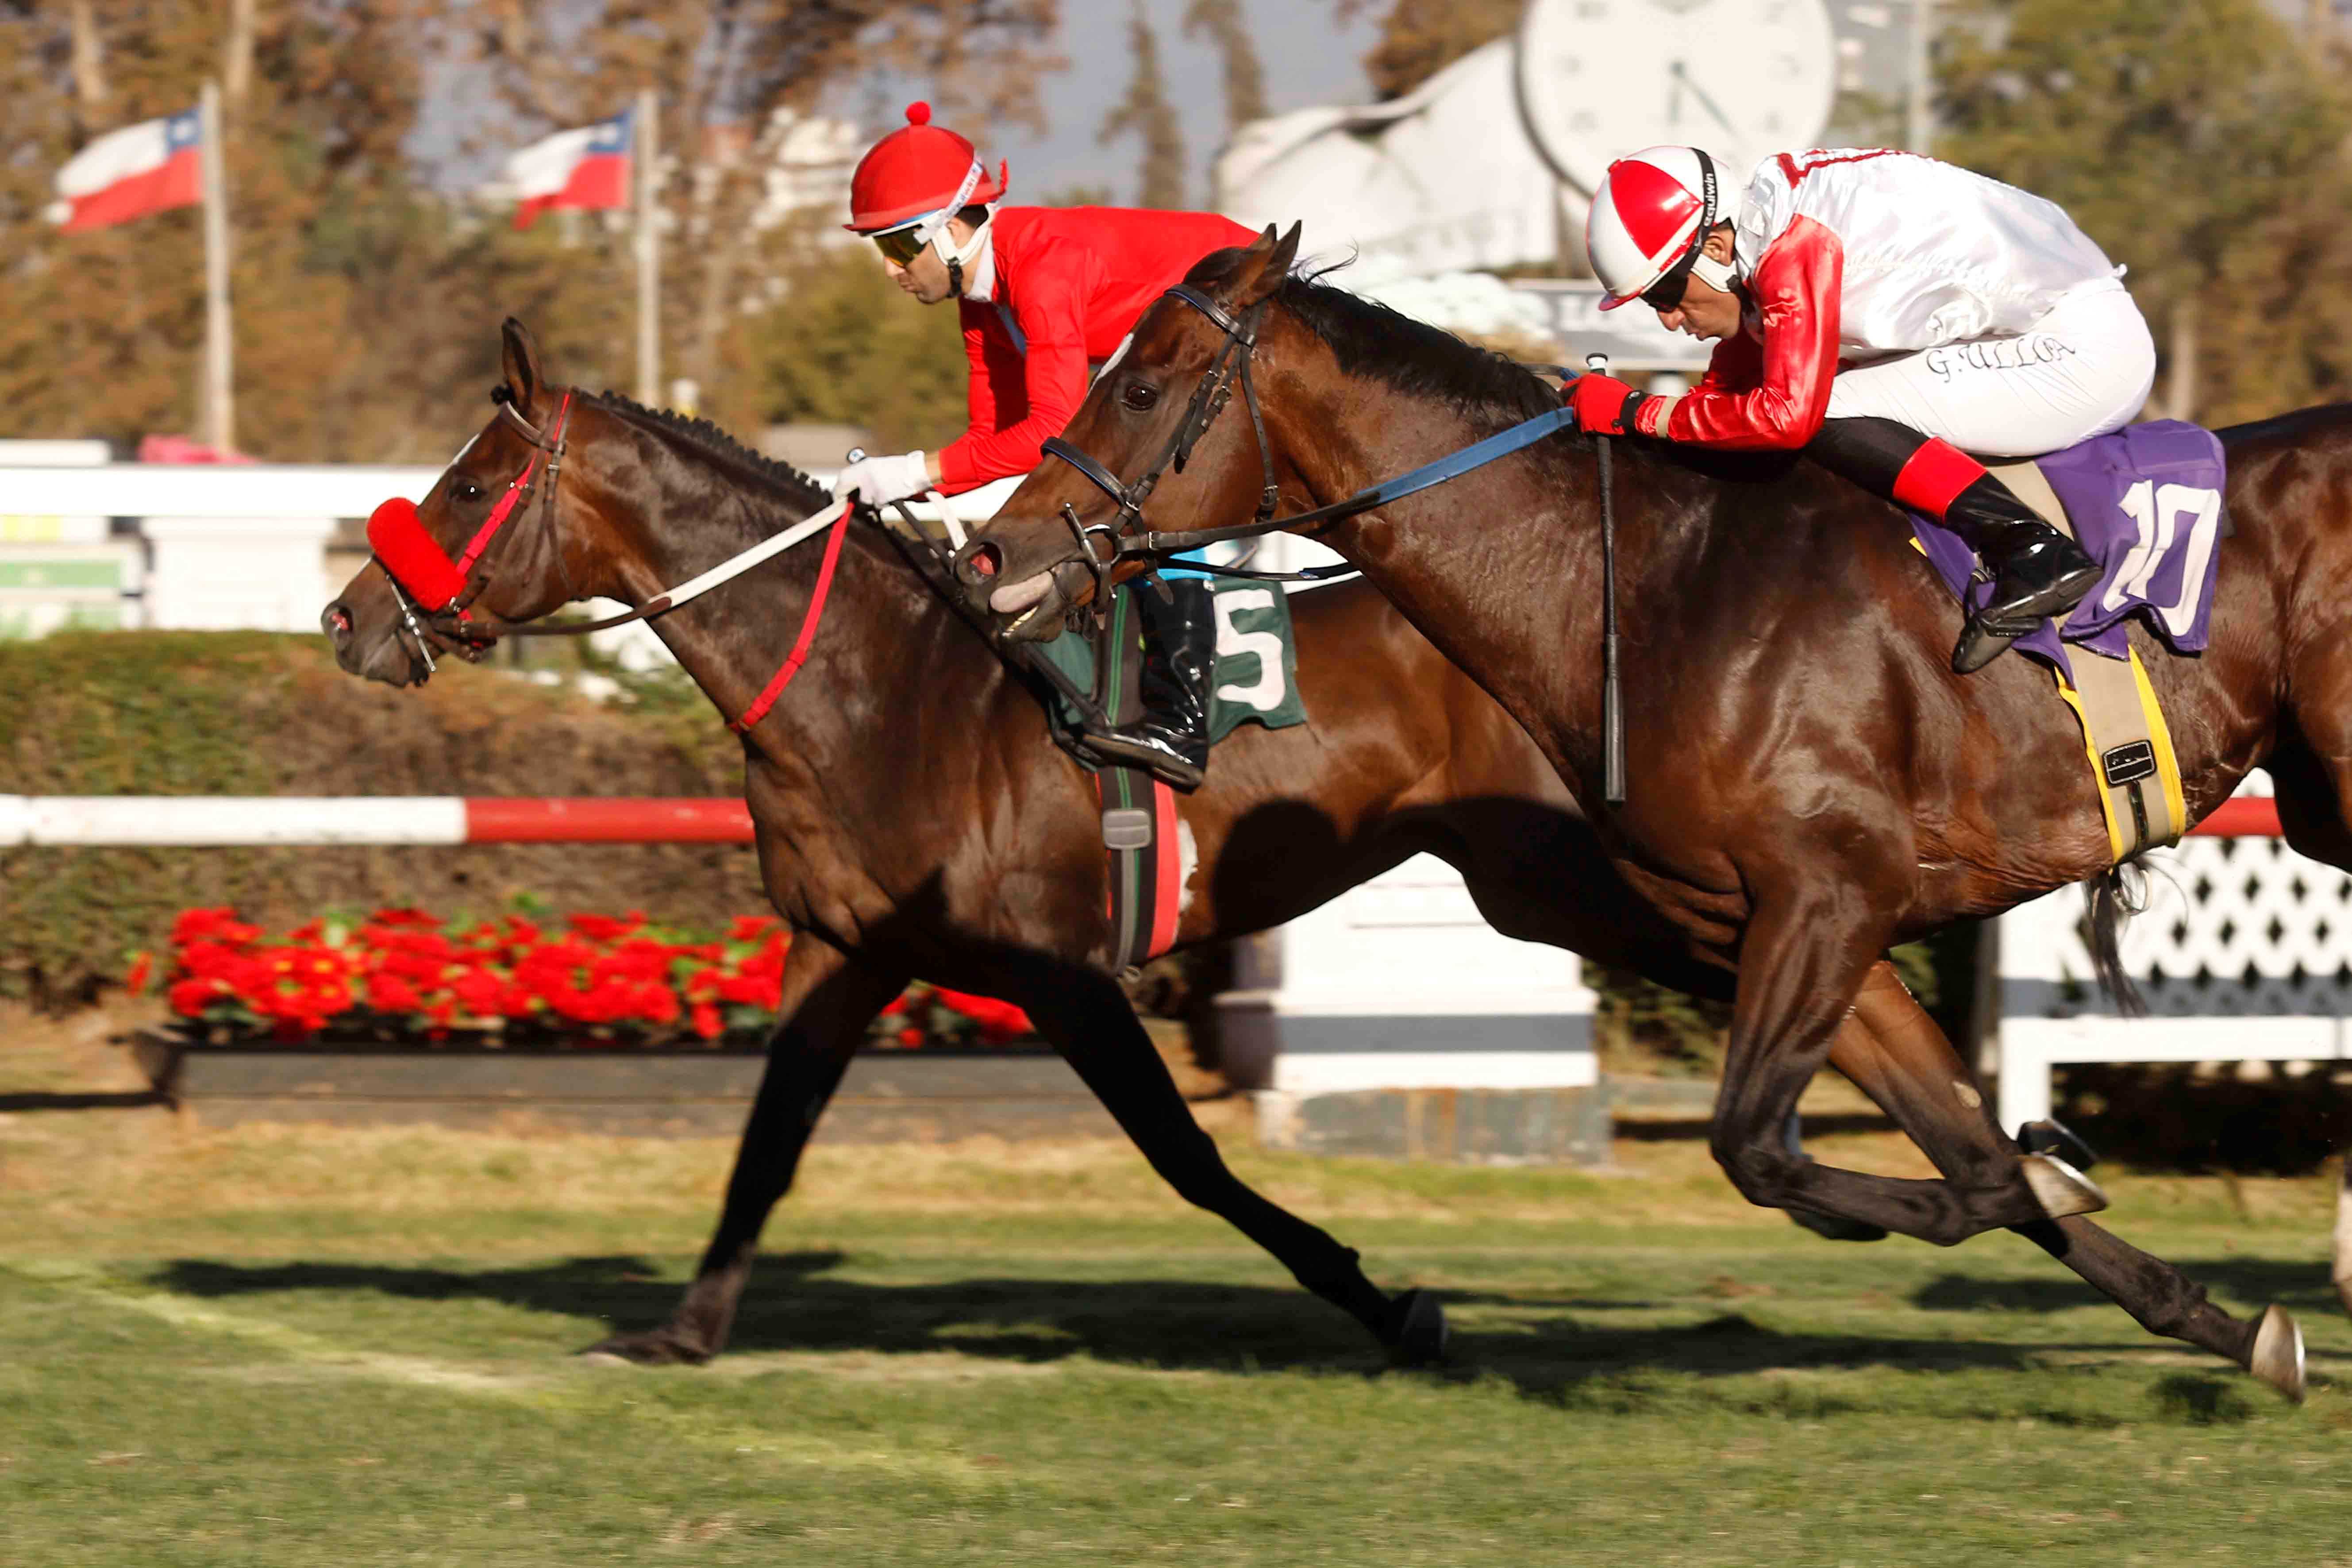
left=1823, top=280, right=2159, bottom=458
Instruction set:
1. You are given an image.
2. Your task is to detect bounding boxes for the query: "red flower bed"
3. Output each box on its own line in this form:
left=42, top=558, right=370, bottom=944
left=138, top=907, right=1035, bottom=1050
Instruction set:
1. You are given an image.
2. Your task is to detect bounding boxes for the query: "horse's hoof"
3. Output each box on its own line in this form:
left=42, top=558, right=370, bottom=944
left=579, top=1331, right=712, bottom=1367
left=2021, top=1153, right=2109, bottom=1219
left=2249, top=1304, right=2306, bottom=1404
left=1383, top=1289, right=1449, bottom=1366
left=2016, top=1116, right=2099, bottom=1172
left=1787, top=1208, right=1890, bottom=1243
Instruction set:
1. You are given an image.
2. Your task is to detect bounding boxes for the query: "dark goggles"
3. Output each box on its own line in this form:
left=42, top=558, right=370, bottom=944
left=1640, top=244, right=1701, bottom=313
left=870, top=224, right=930, bottom=266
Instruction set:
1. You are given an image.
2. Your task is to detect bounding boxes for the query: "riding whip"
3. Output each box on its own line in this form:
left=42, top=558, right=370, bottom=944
left=1589, top=353, right=1627, bottom=806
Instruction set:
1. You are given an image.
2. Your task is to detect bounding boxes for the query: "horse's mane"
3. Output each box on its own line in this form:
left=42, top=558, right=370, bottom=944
left=2216, top=401, right=2352, bottom=450
left=588, top=390, right=831, bottom=508
left=1271, top=271, right=1561, bottom=433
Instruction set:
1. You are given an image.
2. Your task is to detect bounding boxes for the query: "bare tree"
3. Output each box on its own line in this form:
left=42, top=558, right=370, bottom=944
left=1101, top=0, right=1185, bottom=208
left=1182, top=0, right=1266, bottom=132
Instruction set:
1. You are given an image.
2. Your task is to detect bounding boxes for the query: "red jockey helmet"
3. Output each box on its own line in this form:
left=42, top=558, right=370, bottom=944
left=1586, top=146, right=1737, bottom=311
left=843, top=102, right=1009, bottom=234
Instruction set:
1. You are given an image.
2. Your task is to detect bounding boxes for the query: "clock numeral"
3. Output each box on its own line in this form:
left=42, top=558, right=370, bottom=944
left=1761, top=0, right=1789, bottom=19
left=1569, top=109, right=1598, bottom=131
left=1775, top=52, right=1802, bottom=78
left=1760, top=112, right=1784, bottom=131
left=1575, top=0, right=1608, bottom=17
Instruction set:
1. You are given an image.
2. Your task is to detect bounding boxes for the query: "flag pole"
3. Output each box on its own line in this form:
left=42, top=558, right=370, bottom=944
left=199, top=77, right=234, bottom=452
left=634, top=88, right=659, bottom=408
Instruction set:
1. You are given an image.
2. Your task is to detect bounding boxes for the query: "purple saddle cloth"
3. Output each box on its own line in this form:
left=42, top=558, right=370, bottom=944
left=1910, top=420, right=2226, bottom=682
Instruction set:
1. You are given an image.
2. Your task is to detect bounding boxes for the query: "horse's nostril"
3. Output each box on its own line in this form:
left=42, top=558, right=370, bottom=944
left=970, top=543, right=1000, bottom=579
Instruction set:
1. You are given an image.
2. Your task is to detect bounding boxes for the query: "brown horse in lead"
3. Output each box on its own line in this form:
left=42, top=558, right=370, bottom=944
left=957, top=231, right=2321, bottom=1397
left=318, top=320, right=2214, bottom=1379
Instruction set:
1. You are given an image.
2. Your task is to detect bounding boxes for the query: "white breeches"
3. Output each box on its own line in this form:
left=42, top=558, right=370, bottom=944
left=1824, top=281, right=2158, bottom=458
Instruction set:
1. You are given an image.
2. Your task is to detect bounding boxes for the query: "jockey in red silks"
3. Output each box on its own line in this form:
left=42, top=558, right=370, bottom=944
left=1569, top=146, right=2158, bottom=674
left=834, top=102, right=1255, bottom=787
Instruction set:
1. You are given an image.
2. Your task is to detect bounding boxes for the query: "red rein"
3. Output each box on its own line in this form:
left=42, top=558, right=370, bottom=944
left=728, top=499, right=855, bottom=733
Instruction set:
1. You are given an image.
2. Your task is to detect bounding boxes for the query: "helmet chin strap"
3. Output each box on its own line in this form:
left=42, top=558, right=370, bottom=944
left=915, top=155, right=988, bottom=297
left=1689, top=248, right=1736, bottom=294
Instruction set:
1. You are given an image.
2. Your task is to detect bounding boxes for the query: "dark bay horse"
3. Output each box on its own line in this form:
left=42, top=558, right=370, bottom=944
left=955, top=231, right=2319, bottom=1397
left=317, top=320, right=2119, bottom=1375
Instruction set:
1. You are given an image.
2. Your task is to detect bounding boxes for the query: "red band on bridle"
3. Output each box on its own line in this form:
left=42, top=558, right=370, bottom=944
left=366, top=391, right=575, bottom=614
left=728, top=499, right=855, bottom=734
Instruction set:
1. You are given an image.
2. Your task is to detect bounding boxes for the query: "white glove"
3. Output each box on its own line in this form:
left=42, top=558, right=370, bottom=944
left=831, top=450, right=931, bottom=505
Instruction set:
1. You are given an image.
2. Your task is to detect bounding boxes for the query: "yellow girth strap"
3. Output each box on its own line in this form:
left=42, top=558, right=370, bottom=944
left=1988, top=460, right=2188, bottom=860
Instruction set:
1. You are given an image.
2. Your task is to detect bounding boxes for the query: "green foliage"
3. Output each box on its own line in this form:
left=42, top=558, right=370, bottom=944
left=730, top=226, right=972, bottom=454
left=1940, top=0, right=2351, bottom=312
left=0, top=632, right=751, bottom=1008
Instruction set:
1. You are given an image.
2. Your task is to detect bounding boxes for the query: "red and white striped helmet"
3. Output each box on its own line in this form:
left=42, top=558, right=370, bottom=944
left=1586, top=146, right=1737, bottom=311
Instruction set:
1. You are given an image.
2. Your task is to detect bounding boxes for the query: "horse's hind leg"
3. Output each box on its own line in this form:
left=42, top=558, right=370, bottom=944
left=2336, top=1152, right=2352, bottom=1318
left=1713, top=877, right=2094, bottom=1245
left=1831, top=964, right=2299, bottom=1395
left=587, top=937, right=908, bottom=1365
left=1022, top=966, right=1447, bottom=1364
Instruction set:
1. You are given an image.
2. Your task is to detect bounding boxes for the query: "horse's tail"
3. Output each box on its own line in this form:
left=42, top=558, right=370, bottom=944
left=2083, top=862, right=2149, bottom=1018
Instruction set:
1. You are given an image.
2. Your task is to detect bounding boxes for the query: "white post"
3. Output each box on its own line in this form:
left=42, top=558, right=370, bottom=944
left=634, top=88, right=660, bottom=408
left=199, top=77, right=234, bottom=453
left=1906, top=0, right=1936, bottom=156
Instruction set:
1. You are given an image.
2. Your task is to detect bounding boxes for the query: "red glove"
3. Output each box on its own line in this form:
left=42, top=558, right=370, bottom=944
left=1567, top=372, right=1647, bottom=436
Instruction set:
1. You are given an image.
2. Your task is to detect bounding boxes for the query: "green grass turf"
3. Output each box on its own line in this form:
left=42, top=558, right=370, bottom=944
left=6, top=1015, right=2350, bottom=1564
left=4, top=1210, right=2349, bottom=1566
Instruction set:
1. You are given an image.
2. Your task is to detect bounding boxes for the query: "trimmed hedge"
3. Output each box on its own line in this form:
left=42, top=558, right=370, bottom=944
left=1, top=632, right=753, bottom=1007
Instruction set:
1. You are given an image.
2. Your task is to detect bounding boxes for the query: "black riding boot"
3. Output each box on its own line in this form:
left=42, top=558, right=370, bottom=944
left=1805, top=416, right=2101, bottom=674
left=1939, top=480, right=2103, bottom=674
left=1084, top=579, right=1214, bottom=790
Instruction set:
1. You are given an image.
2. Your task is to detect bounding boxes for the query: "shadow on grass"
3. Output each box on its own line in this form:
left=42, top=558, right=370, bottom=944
left=1913, top=1257, right=2341, bottom=1317
left=152, top=1252, right=2198, bottom=1410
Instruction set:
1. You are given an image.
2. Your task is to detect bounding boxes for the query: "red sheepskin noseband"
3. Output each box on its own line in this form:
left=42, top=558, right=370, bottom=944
left=366, top=497, right=469, bottom=611
left=367, top=390, right=573, bottom=615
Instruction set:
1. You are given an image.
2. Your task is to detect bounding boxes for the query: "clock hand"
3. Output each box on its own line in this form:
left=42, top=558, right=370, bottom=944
left=1667, top=61, right=1741, bottom=141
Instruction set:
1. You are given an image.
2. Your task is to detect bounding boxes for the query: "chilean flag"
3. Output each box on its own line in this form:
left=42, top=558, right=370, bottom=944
left=505, top=110, right=632, bottom=230
left=50, top=108, right=203, bottom=231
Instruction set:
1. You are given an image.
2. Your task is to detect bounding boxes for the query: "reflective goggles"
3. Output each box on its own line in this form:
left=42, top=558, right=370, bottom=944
left=1639, top=249, right=1698, bottom=313
left=870, top=223, right=930, bottom=266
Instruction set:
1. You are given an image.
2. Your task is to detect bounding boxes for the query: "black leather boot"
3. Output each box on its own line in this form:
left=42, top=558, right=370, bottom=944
left=1083, top=579, right=1214, bottom=790
left=1942, top=476, right=2102, bottom=674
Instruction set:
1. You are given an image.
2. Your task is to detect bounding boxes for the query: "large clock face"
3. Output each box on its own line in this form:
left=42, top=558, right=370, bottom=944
left=1517, top=0, right=1839, bottom=196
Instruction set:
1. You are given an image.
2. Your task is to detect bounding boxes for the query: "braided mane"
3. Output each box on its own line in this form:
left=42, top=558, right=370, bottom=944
left=588, top=390, right=832, bottom=507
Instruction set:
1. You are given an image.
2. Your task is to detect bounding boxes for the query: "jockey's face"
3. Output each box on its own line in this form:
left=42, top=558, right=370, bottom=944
left=1652, top=226, right=1742, bottom=342
left=885, top=215, right=980, bottom=305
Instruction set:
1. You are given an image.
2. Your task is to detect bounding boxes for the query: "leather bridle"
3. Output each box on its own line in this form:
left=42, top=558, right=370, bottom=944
left=1035, top=284, right=1285, bottom=605
left=1030, top=281, right=1587, bottom=596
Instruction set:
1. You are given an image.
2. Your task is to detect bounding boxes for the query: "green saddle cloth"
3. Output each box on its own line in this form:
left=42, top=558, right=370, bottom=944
left=1035, top=577, right=1306, bottom=744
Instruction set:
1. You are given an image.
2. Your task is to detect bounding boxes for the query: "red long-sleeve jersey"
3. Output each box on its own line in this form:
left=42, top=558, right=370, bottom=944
left=1659, top=214, right=1844, bottom=451
left=936, top=205, right=1258, bottom=494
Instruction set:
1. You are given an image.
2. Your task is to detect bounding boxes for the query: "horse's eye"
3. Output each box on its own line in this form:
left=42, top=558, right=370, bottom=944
left=1120, top=381, right=1159, bottom=412
left=452, top=479, right=483, bottom=503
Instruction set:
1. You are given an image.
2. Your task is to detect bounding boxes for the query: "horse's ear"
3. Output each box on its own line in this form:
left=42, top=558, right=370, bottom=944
left=1222, top=222, right=1302, bottom=315
left=500, top=317, right=543, bottom=412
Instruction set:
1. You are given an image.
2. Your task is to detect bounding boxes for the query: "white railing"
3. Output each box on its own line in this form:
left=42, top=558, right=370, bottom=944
left=1994, top=775, right=2352, bottom=1131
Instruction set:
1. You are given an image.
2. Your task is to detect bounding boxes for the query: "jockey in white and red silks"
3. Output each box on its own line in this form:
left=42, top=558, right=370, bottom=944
left=1571, top=146, right=2158, bottom=674
left=832, top=103, right=1256, bottom=786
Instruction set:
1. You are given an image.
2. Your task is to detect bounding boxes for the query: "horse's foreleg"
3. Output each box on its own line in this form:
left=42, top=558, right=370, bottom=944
left=586, top=936, right=908, bottom=1365
left=1023, top=968, right=1447, bottom=1363
left=1832, top=964, right=2297, bottom=1392
left=1714, top=885, right=2093, bottom=1245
